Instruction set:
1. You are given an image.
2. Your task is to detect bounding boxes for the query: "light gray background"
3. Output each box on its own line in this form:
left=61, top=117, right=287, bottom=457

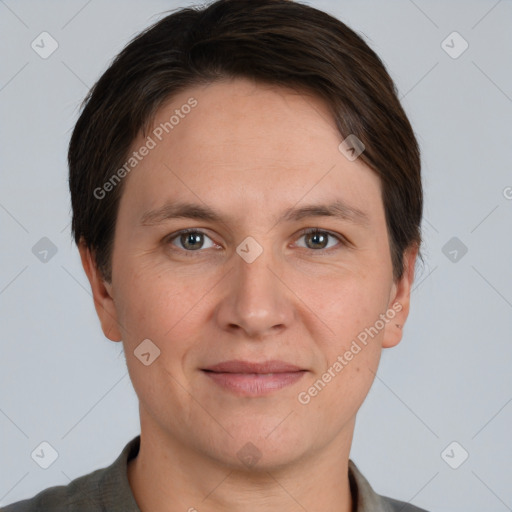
left=1, top=1, right=511, bottom=511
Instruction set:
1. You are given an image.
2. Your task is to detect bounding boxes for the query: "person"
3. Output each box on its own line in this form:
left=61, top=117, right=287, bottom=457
left=3, top=0, right=429, bottom=510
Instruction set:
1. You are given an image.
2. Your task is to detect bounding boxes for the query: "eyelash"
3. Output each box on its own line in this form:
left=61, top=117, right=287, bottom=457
left=165, top=227, right=348, bottom=256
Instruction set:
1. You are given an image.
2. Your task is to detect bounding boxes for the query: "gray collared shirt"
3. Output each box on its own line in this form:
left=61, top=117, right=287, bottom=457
left=2, top=435, right=430, bottom=511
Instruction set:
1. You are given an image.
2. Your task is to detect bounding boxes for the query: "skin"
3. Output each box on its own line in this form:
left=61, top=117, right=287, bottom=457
left=80, top=77, right=418, bottom=512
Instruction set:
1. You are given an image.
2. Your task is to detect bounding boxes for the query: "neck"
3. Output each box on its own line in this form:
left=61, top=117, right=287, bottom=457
left=127, top=422, right=355, bottom=512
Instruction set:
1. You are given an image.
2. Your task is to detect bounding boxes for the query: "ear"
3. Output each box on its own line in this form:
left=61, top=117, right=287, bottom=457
left=382, top=245, right=418, bottom=349
left=78, top=240, right=122, bottom=342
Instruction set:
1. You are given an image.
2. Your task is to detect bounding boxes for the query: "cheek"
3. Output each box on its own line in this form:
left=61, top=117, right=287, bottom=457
left=113, top=263, right=197, bottom=349
left=297, top=332, right=381, bottom=424
left=304, top=267, right=391, bottom=342
left=114, top=267, right=204, bottom=421
left=300, top=268, right=390, bottom=406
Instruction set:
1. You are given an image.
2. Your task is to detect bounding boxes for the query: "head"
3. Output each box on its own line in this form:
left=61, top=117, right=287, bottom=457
left=71, top=0, right=422, bottom=470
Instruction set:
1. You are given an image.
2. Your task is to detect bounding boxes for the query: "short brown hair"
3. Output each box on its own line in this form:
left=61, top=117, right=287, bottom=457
left=69, top=0, right=423, bottom=282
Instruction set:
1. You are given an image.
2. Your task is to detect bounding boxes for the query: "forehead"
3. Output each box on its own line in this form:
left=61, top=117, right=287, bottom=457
left=118, top=78, right=383, bottom=226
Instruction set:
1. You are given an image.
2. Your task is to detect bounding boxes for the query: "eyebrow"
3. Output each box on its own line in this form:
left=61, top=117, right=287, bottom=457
left=139, top=199, right=370, bottom=228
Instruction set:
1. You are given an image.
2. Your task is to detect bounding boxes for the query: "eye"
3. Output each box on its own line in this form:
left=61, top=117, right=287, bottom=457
left=165, top=227, right=347, bottom=255
left=295, top=228, right=346, bottom=251
left=167, top=229, right=217, bottom=252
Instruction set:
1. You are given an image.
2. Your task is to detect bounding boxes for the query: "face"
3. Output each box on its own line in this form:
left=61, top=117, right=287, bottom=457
left=82, top=77, right=416, bottom=470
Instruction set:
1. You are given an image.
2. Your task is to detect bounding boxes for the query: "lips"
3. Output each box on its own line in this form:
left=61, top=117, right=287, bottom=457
left=203, top=359, right=303, bottom=374
left=202, top=360, right=306, bottom=396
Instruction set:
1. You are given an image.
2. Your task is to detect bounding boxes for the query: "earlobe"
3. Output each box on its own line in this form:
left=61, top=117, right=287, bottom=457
left=78, top=241, right=122, bottom=342
left=382, top=245, right=418, bottom=349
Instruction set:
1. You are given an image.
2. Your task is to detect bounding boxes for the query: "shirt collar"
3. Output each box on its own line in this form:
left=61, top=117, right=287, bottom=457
left=348, top=459, right=396, bottom=512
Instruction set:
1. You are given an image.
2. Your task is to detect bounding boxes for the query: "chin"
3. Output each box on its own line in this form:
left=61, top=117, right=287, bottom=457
left=209, top=425, right=309, bottom=472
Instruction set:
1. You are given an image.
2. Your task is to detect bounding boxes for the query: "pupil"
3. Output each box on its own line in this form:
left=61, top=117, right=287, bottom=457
left=308, top=232, right=327, bottom=249
left=183, top=232, right=202, bottom=250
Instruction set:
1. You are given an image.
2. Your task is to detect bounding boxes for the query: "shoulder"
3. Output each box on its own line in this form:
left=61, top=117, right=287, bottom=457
left=380, top=495, right=431, bottom=512
left=2, top=436, right=141, bottom=512
left=348, top=459, right=432, bottom=512
left=1, top=467, right=105, bottom=512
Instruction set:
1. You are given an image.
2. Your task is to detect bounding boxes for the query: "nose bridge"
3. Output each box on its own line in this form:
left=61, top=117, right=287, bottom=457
left=216, top=237, right=293, bottom=338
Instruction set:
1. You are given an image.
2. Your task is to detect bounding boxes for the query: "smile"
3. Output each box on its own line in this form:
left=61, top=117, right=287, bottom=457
left=201, top=360, right=307, bottom=396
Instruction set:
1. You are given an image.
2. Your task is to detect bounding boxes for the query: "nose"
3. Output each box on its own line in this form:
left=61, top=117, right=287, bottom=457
left=214, top=243, right=295, bottom=340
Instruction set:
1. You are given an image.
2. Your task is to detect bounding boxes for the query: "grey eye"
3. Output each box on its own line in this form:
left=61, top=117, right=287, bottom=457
left=296, top=230, right=341, bottom=250
left=170, top=231, right=215, bottom=251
